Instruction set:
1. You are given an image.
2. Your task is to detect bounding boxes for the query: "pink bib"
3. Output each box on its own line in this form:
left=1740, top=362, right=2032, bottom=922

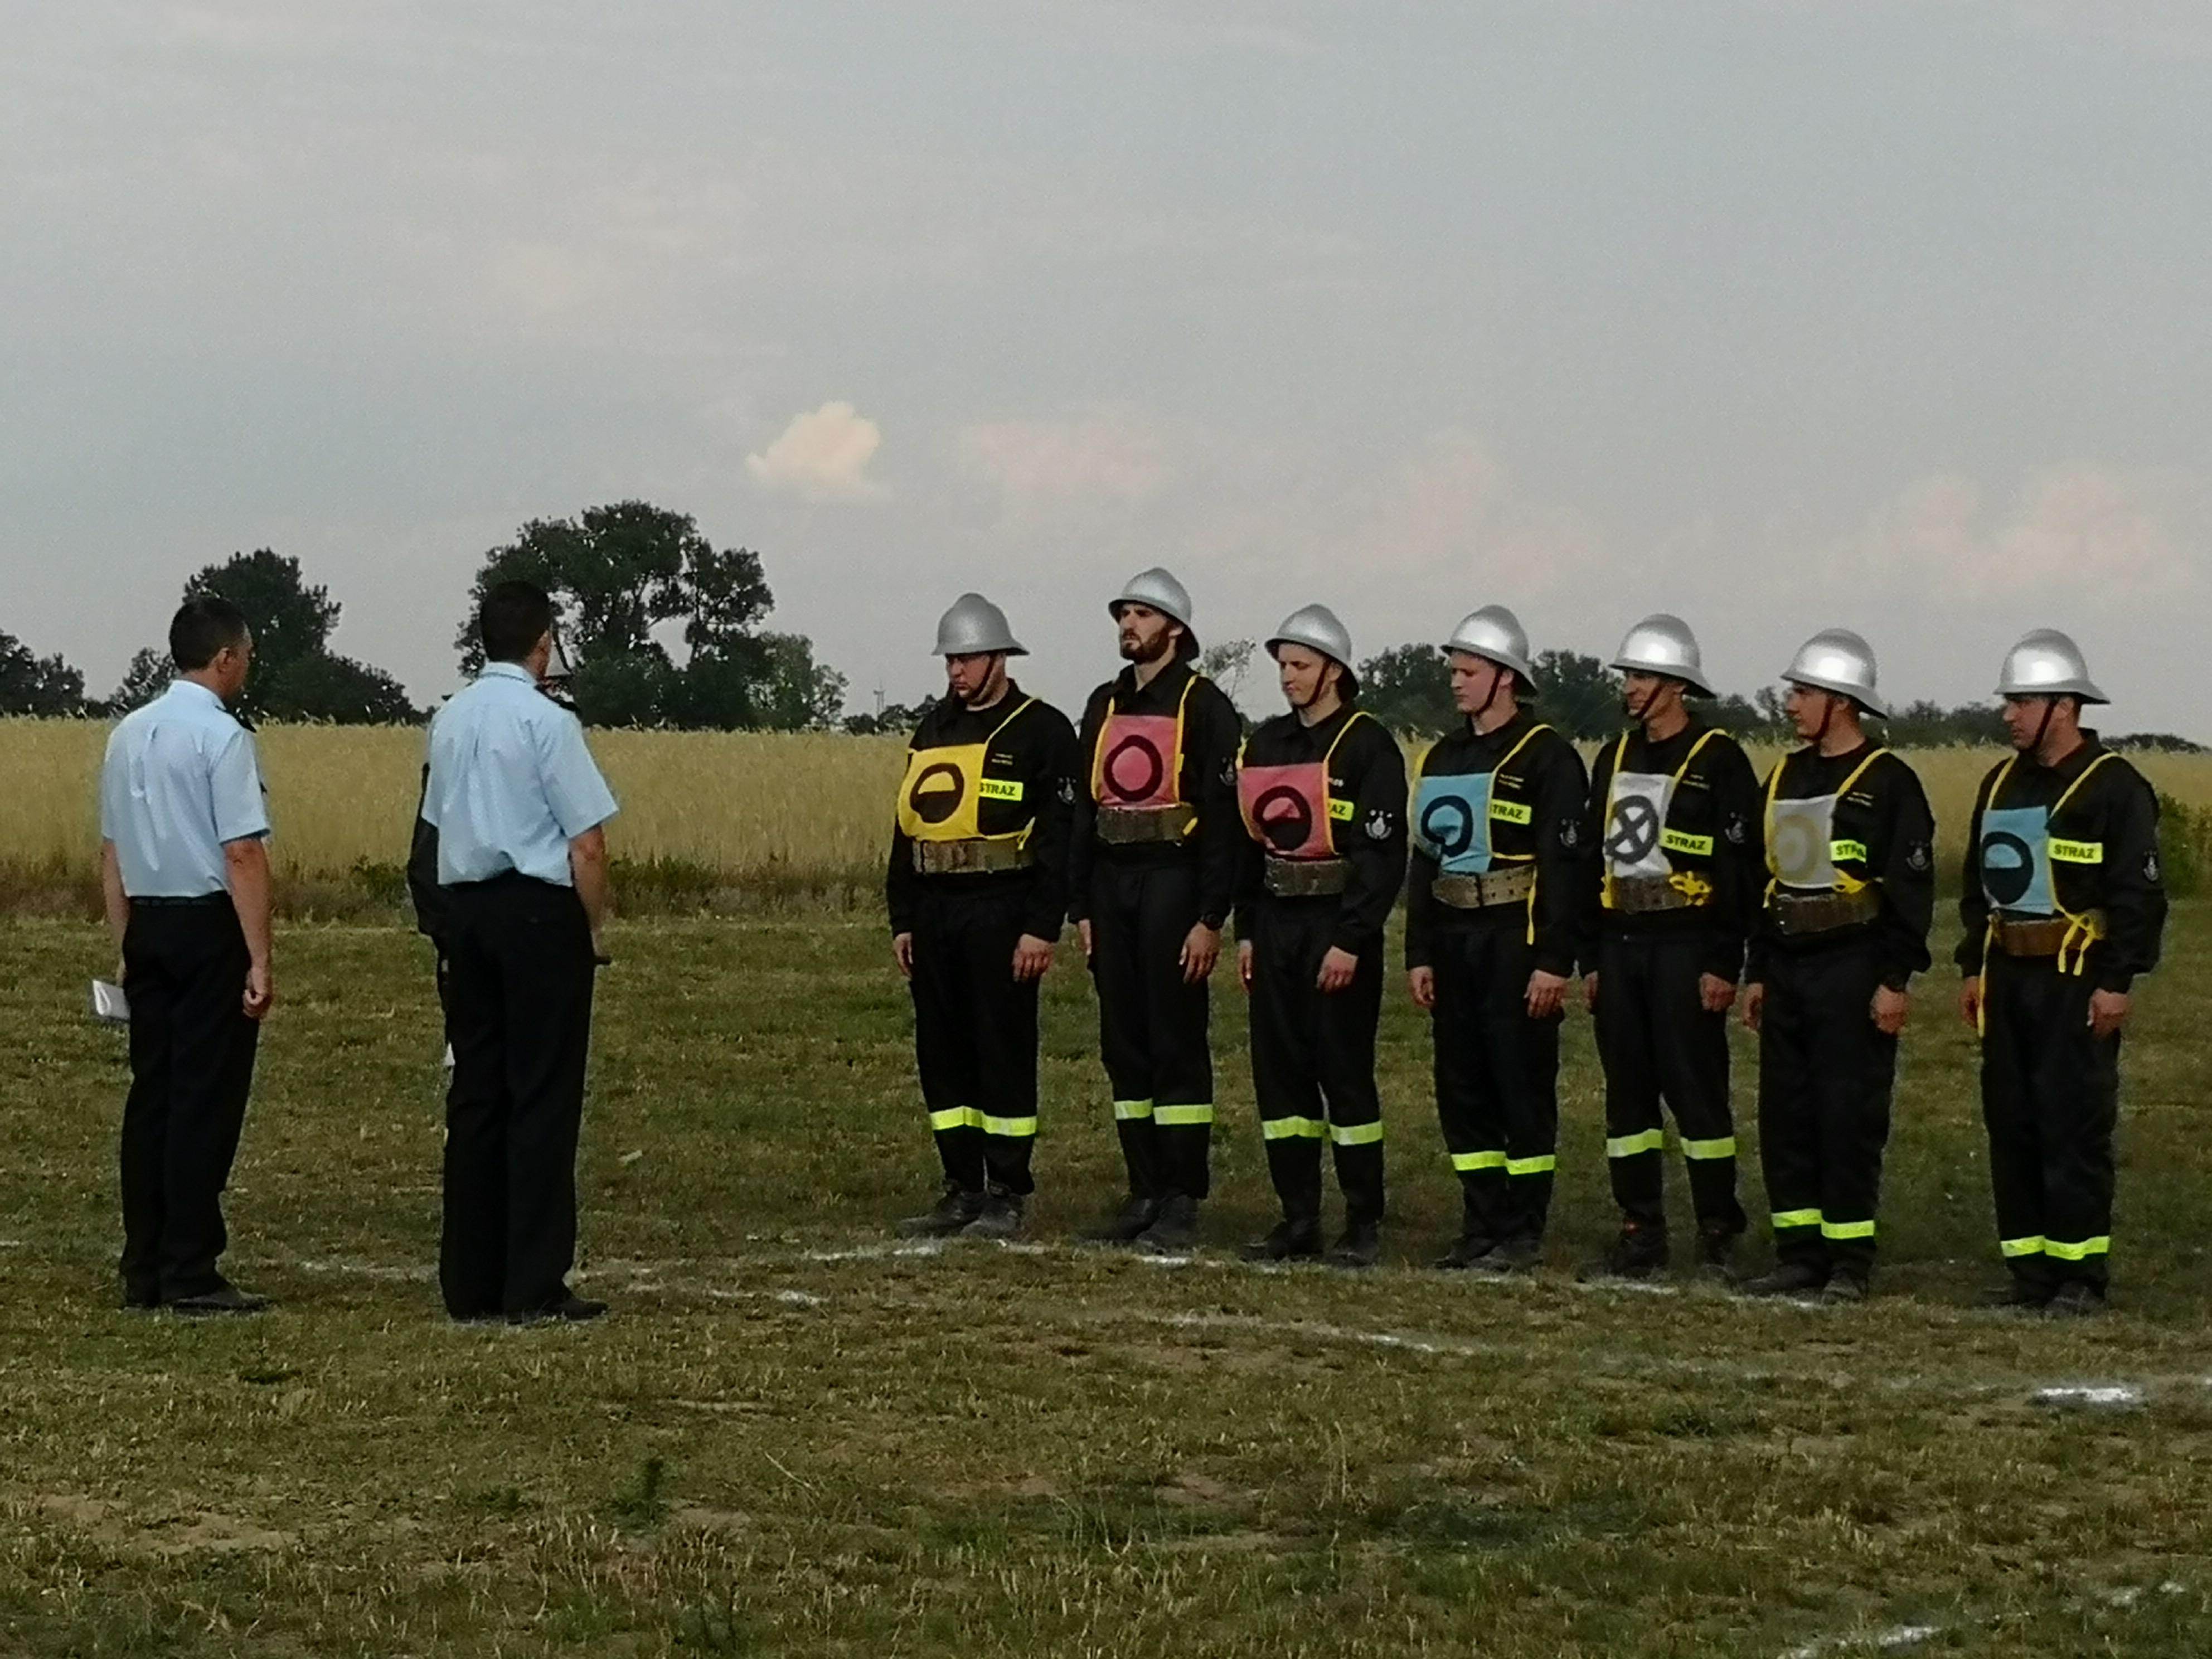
left=1239, top=761, right=1333, bottom=858
left=1094, top=711, right=1183, bottom=809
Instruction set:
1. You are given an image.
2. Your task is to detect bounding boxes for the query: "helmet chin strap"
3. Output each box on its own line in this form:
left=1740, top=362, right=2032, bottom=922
left=1472, top=667, right=1504, bottom=727
left=2025, top=697, right=2057, bottom=758
left=1812, top=692, right=1834, bottom=748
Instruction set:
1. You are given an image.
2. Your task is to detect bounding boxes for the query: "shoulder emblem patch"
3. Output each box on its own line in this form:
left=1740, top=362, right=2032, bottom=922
left=1366, top=809, right=1394, bottom=842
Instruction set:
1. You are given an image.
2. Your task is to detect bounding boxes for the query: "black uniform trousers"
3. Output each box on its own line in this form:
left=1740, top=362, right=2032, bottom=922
left=440, top=875, right=598, bottom=1318
left=909, top=881, right=1041, bottom=1197
left=1248, top=896, right=1385, bottom=1227
left=1757, top=938, right=1895, bottom=1276
left=1088, top=859, right=1212, bottom=1201
left=1430, top=916, right=1559, bottom=1246
left=1980, top=952, right=2121, bottom=1294
left=119, top=896, right=260, bottom=1301
left=1594, top=932, right=1745, bottom=1238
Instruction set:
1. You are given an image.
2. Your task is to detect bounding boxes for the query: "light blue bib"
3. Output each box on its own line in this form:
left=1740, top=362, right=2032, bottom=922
left=1414, top=773, right=1496, bottom=876
left=1980, top=804, right=2053, bottom=916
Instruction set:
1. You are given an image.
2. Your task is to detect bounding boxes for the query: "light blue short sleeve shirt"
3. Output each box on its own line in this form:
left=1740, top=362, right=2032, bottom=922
left=424, top=663, right=618, bottom=886
left=99, top=680, right=272, bottom=898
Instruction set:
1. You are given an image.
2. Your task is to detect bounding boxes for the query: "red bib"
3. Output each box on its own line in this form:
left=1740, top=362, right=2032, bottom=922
left=1094, top=711, right=1182, bottom=809
left=1238, top=760, right=1334, bottom=858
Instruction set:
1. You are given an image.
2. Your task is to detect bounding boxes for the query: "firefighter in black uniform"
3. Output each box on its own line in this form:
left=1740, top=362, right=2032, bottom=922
left=1405, top=606, right=1587, bottom=1273
left=1959, top=629, right=2166, bottom=1316
left=889, top=593, right=1081, bottom=1243
left=1235, top=605, right=1408, bottom=1268
left=1068, top=568, right=1242, bottom=1254
left=1739, top=630, right=1934, bottom=1303
left=1582, top=613, right=1760, bottom=1280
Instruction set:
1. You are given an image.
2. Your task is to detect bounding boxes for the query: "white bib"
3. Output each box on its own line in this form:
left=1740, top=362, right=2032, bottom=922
left=1605, top=770, right=1677, bottom=881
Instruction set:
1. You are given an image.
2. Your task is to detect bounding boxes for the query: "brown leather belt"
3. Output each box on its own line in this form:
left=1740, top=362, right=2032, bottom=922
left=1264, top=857, right=1350, bottom=898
left=1606, top=875, right=1709, bottom=915
left=913, top=840, right=1036, bottom=876
left=1433, top=866, right=1536, bottom=910
left=1992, top=912, right=2104, bottom=958
left=1096, top=804, right=1197, bottom=846
left=1770, top=889, right=1880, bottom=937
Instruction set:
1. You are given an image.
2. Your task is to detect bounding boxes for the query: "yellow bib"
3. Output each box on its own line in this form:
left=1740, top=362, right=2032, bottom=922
left=895, top=699, right=1037, bottom=845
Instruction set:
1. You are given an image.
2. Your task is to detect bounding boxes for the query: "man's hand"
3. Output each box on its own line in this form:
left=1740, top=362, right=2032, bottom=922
left=590, top=932, right=613, bottom=968
left=1076, top=919, right=1094, bottom=960
left=242, top=958, right=274, bottom=1021
left=2088, top=988, right=2131, bottom=1039
left=1526, top=969, right=1569, bottom=1020
left=1741, top=982, right=1765, bottom=1032
left=1958, top=975, right=1981, bottom=1030
left=1870, top=984, right=1909, bottom=1036
left=1317, top=946, right=1360, bottom=994
left=1699, top=973, right=1738, bottom=1015
left=1012, top=934, right=1055, bottom=983
left=1238, top=939, right=1255, bottom=993
left=1408, top=966, right=1436, bottom=1010
left=1583, top=971, right=1599, bottom=1013
left=893, top=933, right=915, bottom=979
left=1180, top=922, right=1221, bottom=984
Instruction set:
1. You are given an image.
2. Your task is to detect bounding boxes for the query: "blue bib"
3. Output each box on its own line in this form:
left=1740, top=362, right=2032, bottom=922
left=1414, top=773, right=1496, bottom=876
left=1980, top=804, right=2053, bottom=916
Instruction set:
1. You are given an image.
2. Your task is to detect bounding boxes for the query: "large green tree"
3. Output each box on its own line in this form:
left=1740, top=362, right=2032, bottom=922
left=0, top=630, right=85, bottom=716
left=457, top=501, right=835, bottom=730
left=1354, top=643, right=1458, bottom=736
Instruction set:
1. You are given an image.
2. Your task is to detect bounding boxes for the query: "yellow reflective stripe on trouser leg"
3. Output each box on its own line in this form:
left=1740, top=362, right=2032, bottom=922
left=1770, top=1208, right=1823, bottom=1230
left=1153, top=1103, right=1215, bottom=1126
left=1330, top=1120, right=1383, bottom=1147
left=1681, top=1137, right=1738, bottom=1160
left=2044, top=1235, right=2110, bottom=1261
left=928, top=1107, right=981, bottom=1133
left=1112, top=1099, right=1154, bottom=1120
left=1606, top=1129, right=1665, bottom=1158
left=1505, top=1154, right=1556, bottom=1176
left=1821, top=1219, right=1876, bottom=1241
left=1452, top=1149, right=1507, bottom=1172
left=2000, top=1235, right=2046, bottom=1258
left=1262, top=1116, right=1326, bottom=1140
left=978, top=1113, right=1038, bottom=1138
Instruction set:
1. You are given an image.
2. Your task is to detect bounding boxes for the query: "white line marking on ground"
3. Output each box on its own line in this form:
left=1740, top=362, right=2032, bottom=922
left=1782, top=1621, right=1944, bottom=1658
left=2030, top=1385, right=2142, bottom=1409
left=774, top=1289, right=824, bottom=1307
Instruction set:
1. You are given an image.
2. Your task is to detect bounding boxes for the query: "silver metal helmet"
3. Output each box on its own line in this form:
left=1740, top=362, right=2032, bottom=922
left=1996, top=628, right=2107, bottom=705
left=1782, top=628, right=1888, bottom=718
left=1440, top=605, right=1537, bottom=687
left=1108, top=567, right=1194, bottom=633
left=1267, top=604, right=1354, bottom=671
left=1610, top=613, right=1713, bottom=697
left=931, top=592, right=1027, bottom=658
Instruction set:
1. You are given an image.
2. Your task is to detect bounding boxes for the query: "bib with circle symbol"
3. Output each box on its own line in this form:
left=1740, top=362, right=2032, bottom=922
left=1093, top=711, right=1182, bottom=809
left=1414, top=774, right=1497, bottom=875
left=1978, top=804, right=2056, bottom=916
left=1604, top=770, right=1677, bottom=880
left=1237, top=711, right=1368, bottom=861
left=895, top=700, right=1035, bottom=844
left=1763, top=748, right=1885, bottom=893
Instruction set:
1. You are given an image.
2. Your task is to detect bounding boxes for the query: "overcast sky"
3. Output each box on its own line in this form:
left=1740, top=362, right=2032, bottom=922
left=5, top=0, right=2208, bottom=732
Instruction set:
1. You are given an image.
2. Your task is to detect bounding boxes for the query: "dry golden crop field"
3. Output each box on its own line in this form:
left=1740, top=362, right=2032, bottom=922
left=4, top=717, right=2208, bottom=898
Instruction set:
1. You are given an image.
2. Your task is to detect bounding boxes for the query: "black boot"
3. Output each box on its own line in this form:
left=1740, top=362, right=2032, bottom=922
left=1241, top=1216, right=1323, bottom=1262
left=898, top=1183, right=986, bottom=1238
left=962, top=1191, right=1027, bottom=1241
left=1469, top=1236, right=1542, bottom=1275
left=1582, top=1220, right=1668, bottom=1282
left=1696, top=1226, right=1742, bottom=1284
left=1818, top=1268, right=1869, bottom=1306
left=1135, top=1195, right=1200, bottom=1255
left=1982, top=1274, right=2055, bottom=1311
left=1739, top=1260, right=1827, bottom=1298
left=1079, top=1196, right=1160, bottom=1246
left=2043, top=1282, right=2107, bottom=1319
left=1433, top=1233, right=1496, bottom=1271
left=1327, top=1220, right=1382, bottom=1269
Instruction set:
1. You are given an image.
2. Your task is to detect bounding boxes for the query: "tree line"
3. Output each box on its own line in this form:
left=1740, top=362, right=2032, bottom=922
left=0, top=502, right=848, bottom=730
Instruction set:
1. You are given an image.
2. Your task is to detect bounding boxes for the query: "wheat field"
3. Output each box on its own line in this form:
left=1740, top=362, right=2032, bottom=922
left=5, top=717, right=2207, bottom=893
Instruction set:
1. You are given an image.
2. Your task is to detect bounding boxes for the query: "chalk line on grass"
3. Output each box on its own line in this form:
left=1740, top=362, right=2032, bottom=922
left=2031, top=1384, right=2143, bottom=1409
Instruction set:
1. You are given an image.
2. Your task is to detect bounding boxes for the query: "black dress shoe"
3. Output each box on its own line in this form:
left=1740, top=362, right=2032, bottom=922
left=508, top=1294, right=609, bottom=1325
left=166, top=1283, right=270, bottom=1317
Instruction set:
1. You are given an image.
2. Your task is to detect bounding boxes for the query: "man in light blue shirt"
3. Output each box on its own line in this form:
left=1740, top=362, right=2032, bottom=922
left=97, top=596, right=276, bottom=1316
left=425, top=579, right=618, bottom=1324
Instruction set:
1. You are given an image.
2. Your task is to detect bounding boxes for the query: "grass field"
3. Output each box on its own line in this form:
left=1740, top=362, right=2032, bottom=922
left=5, top=717, right=2210, bottom=918
left=4, top=903, right=2211, bottom=1656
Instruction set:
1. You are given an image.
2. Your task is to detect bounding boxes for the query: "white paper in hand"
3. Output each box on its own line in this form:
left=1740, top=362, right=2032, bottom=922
left=91, top=979, right=131, bottom=1026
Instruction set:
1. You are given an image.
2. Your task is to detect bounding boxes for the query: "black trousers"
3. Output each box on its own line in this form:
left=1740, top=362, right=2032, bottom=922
left=1430, top=917, right=1560, bottom=1246
left=120, top=897, right=260, bottom=1301
left=1757, top=939, right=1896, bottom=1275
left=909, top=881, right=1041, bottom=1197
left=1088, top=858, right=1213, bottom=1201
left=1248, top=896, right=1385, bottom=1226
left=1594, top=932, right=1745, bottom=1236
left=1981, top=953, right=2121, bottom=1293
left=440, top=877, right=598, bottom=1318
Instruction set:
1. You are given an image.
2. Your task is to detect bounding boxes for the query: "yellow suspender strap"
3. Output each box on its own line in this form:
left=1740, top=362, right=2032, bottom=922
left=988, top=696, right=1037, bottom=744
left=1673, top=727, right=1721, bottom=784
left=2052, top=751, right=2117, bottom=975
left=1489, top=723, right=1553, bottom=942
left=1322, top=707, right=1370, bottom=769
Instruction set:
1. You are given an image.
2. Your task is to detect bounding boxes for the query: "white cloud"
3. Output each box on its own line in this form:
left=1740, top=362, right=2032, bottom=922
left=960, top=413, right=1169, bottom=508
left=745, top=401, right=883, bottom=500
left=1338, top=429, right=1608, bottom=594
